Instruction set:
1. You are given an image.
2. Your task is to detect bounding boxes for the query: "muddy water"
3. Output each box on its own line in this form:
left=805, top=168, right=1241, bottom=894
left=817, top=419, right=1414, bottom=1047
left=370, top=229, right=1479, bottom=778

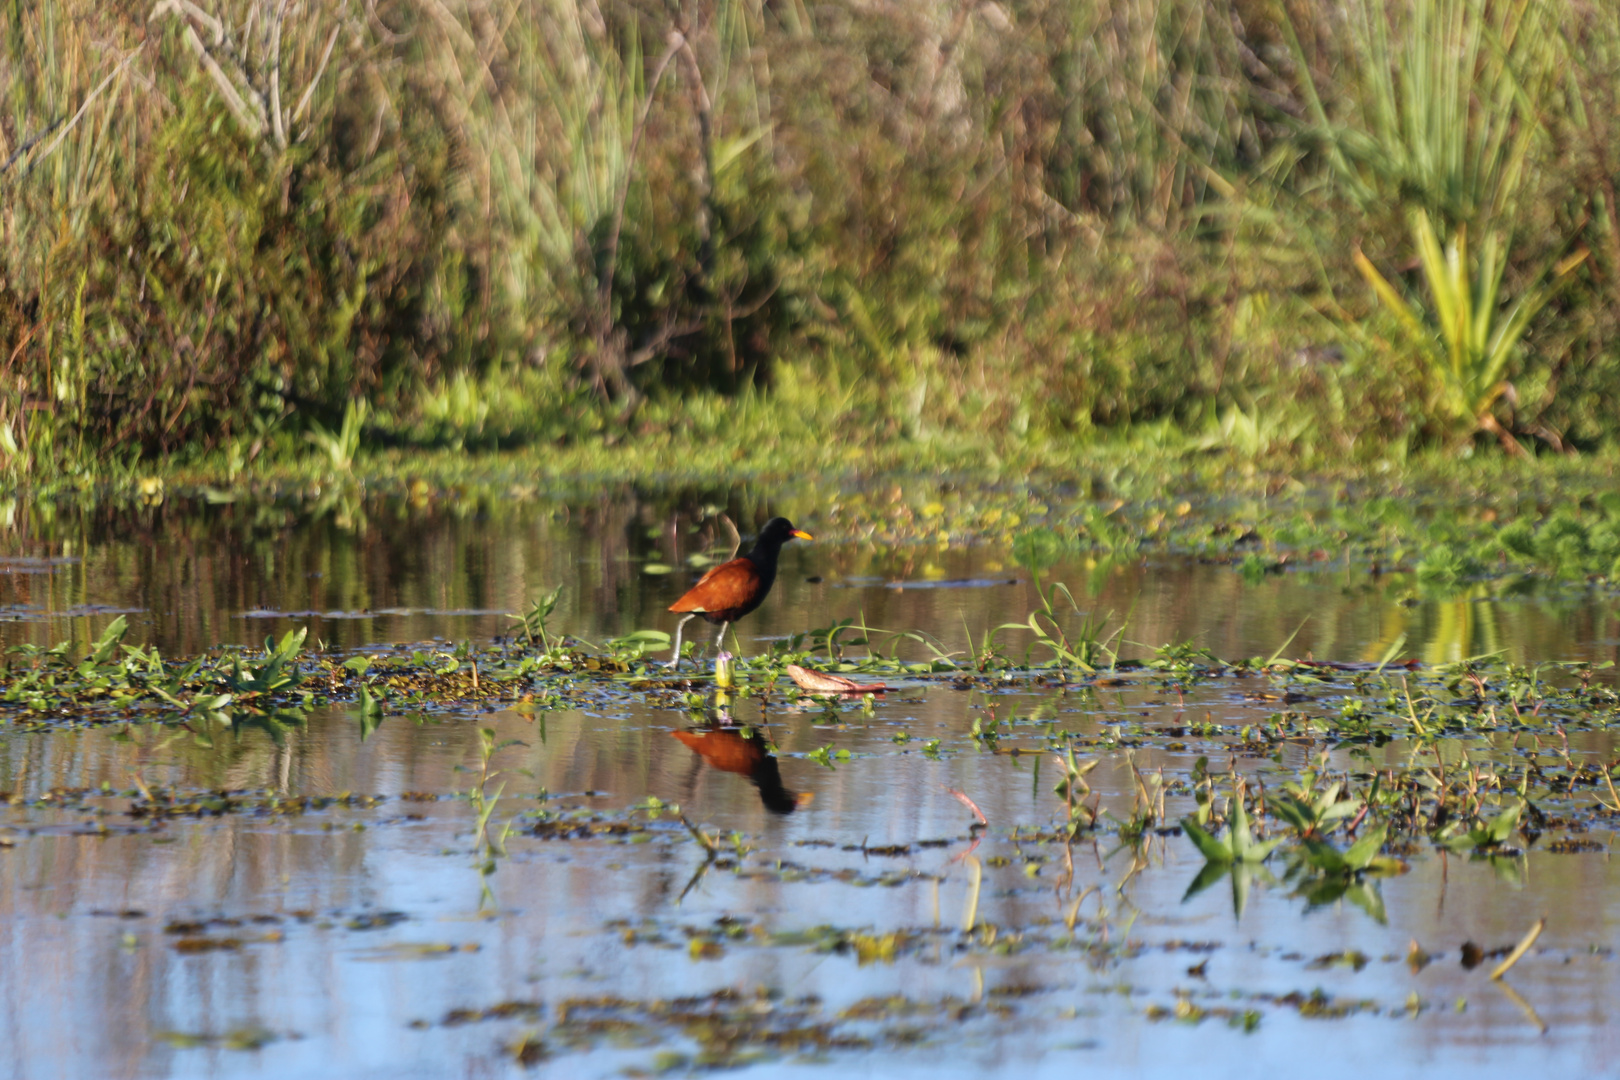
left=2, top=494, right=1618, bottom=1079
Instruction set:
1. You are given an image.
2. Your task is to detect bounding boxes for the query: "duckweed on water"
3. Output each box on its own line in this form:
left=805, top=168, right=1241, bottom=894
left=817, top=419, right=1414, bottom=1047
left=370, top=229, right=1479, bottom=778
left=9, top=603, right=1620, bottom=874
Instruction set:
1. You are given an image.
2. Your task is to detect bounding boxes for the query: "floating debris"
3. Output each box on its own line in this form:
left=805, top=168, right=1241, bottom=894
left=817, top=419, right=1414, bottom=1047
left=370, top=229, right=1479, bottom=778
left=784, top=664, right=890, bottom=696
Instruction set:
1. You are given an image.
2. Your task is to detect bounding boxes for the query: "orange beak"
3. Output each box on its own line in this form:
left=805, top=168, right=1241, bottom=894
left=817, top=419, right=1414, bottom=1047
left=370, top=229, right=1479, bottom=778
left=790, top=529, right=814, bottom=541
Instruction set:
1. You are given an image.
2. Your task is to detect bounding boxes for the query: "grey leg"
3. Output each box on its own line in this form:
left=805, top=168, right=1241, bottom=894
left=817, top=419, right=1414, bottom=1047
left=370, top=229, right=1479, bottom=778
left=714, top=621, right=730, bottom=656
left=669, top=613, right=697, bottom=669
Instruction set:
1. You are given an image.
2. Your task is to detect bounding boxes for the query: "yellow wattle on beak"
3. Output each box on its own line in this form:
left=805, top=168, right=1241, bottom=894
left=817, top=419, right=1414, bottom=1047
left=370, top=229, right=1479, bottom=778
left=791, top=529, right=814, bottom=541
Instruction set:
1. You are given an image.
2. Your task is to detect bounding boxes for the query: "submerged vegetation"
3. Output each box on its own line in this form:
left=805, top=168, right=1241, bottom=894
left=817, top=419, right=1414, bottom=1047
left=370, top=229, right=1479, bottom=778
left=6, top=0, right=1620, bottom=483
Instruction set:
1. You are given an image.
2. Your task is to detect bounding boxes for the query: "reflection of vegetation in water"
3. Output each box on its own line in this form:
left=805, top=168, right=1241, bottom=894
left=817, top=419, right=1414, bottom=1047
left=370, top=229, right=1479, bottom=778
left=1420, top=590, right=1503, bottom=666
left=466, top=726, right=524, bottom=885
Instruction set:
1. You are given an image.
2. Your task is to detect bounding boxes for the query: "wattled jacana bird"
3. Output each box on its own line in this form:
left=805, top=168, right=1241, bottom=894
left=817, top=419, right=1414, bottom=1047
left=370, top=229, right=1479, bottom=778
left=668, top=516, right=812, bottom=669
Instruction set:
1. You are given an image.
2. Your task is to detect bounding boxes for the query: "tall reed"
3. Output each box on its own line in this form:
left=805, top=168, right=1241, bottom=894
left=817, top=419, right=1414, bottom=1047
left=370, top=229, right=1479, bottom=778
left=1293, top=0, right=1561, bottom=229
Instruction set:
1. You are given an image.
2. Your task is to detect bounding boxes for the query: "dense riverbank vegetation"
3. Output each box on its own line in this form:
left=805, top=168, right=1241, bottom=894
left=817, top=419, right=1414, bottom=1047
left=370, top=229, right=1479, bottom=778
left=4, top=0, right=1620, bottom=480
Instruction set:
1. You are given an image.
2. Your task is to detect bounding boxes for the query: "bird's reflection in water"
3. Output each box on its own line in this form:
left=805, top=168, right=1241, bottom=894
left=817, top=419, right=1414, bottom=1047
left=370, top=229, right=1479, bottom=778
left=672, top=723, right=811, bottom=815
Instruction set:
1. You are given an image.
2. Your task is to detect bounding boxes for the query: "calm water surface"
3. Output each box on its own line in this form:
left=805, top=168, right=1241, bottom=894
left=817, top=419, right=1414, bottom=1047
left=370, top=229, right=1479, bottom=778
left=1, top=491, right=1617, bottom=1079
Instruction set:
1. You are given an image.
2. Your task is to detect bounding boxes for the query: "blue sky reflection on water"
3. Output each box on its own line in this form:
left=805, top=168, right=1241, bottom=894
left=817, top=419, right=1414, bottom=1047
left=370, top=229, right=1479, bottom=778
left=1, top=500, right=1618, bottom=1078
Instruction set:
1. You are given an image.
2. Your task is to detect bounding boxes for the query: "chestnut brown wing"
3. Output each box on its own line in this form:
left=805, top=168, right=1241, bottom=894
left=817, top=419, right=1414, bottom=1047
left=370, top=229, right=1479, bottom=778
left=667, top=557, right=763, bottom=621
left=671, top=729, right=765, bottom=777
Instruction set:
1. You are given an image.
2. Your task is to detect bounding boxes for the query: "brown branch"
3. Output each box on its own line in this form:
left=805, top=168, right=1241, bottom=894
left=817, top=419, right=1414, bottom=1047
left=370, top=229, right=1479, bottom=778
left=30, top=45, right=146, bottom=167
left=292, top=25, right=341, bottom=126
left=150, top=2, right=265, bottom=141
left=1477, top=413, right=1529, bottom=458
left=268, top=0, right=291, bottom=150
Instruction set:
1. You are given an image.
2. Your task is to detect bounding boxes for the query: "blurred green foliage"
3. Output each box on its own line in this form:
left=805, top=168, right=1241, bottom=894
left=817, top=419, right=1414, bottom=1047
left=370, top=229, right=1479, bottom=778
left=4, top=0, right=1620, bottom=480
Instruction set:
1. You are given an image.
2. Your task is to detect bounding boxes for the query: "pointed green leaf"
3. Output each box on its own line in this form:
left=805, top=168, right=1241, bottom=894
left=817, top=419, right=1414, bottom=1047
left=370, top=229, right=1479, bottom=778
left=1343, top=823, right=1389, bottom=871
left=1485, top=801, right=1522, bottom=844
left=1181, top=818, right=1235, bottom=864
left=149, top=685, right=185, bottom=707
left=1353, top=247, right=1429, bottom=345
left=1319, top=798, right=1363, bottom=824
left=1300, top=839, right=1349, bottom=874
left=1229, top=798, right=1255, bottom=856
left=273, top=627, right=308, bottom=662
left=90, top=615, right=129, bottom=665
left=1270, top=794, right=1313, bottom=834
left=1238, top=835, right=1287, bottom=863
